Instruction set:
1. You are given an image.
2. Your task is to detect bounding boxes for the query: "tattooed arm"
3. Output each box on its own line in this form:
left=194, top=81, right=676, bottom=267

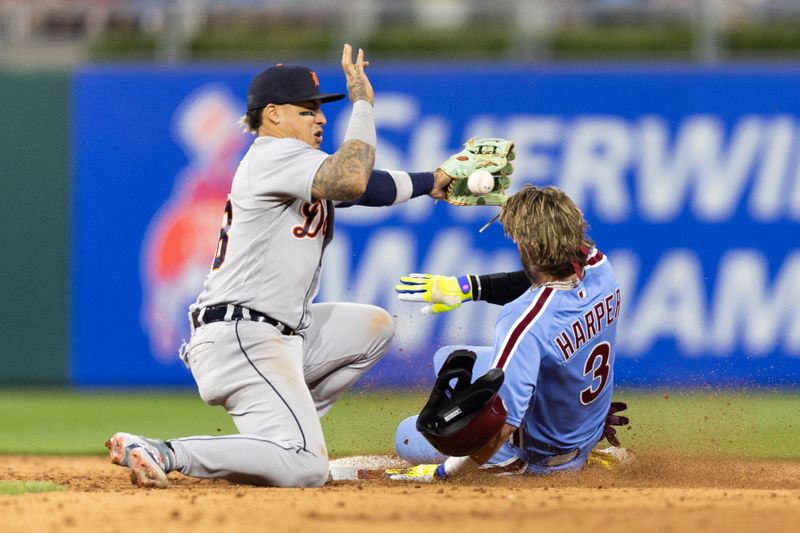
left=311, top=44, right=376, bottom=202
left=342, top=43, right=374, bottom=106
left=311, top=140, right=375, bottom=201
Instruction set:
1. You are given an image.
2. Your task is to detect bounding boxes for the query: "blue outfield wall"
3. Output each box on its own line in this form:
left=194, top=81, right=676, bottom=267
left=72, top=64, right=800, bottom=388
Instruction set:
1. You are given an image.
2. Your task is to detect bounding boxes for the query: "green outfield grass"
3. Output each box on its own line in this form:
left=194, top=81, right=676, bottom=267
left=0, top=389, right=797, bottom=459
left=0, top=481, right=65, bottom=495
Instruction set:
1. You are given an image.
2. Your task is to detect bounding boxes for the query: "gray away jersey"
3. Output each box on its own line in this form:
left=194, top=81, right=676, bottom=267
left=192, top=136, right=332, bottom=331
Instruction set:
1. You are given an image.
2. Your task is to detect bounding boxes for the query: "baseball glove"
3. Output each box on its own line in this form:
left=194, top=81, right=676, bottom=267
left=439, top=137, right=515, bottom=206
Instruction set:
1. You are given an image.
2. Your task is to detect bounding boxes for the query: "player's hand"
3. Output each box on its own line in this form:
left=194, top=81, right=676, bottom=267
left=385, top=464, right=444, bottom=482
left=341, top=43, right=374, bottom=105
left=430, top=169, right=454, bottom=200
left=602, top=401, right=630, bottom=447
left=396, top=273, right=473, bottom=315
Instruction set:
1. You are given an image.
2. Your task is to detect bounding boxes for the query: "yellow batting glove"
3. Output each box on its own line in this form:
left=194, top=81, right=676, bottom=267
left=385, top=463, right=445, bottom=482
left=395, top=274, right=474, bottom=315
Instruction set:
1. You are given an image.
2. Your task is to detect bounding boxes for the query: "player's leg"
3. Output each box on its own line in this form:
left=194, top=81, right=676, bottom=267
left=167, top=321, right=329, bottom=487
left=395, top=414, right=520, bottom=466
left=302, top=302, right=395, bottom=416
left=524, top=446, right=594, bottom=474
left=394, top=415, right=447, bottom=464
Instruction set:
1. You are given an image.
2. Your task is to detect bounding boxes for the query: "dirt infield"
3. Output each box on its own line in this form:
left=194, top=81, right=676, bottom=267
left=2, top=454, right=800, bottom=532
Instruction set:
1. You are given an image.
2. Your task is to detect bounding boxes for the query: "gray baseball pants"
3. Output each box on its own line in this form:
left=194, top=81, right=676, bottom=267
left=168, top=302, right=394, bottom=487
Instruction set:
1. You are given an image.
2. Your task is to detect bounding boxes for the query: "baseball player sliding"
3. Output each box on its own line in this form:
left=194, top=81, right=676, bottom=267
left=105, top=44, right=460, bottom=488
left=388, top=186, right=630, bottom=481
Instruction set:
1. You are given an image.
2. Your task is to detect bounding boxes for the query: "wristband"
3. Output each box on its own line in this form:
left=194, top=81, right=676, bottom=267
left=343, top=99, right=376, bottom=148
left=456, top=275, right=473, bottom=302
left=469, top=275, right=482, bottom=301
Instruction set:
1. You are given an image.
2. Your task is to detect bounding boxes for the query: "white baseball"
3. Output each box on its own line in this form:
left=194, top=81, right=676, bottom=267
left=467, top=169, right=495, bottom=195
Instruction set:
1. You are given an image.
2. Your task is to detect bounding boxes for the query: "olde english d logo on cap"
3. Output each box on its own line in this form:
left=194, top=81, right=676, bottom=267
left=309, top=70, right=320, bottom=89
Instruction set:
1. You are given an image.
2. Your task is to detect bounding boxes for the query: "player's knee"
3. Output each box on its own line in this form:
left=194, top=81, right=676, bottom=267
left=395, top=415, right=449, bottom=465
left=370, top=307, right=395, bottom=344
left=362, top=307, right=395, bottom=363
left=281, top=454, right=329, bottom=488
left=394, top=415, right=419, bottom=456
left=299, top=455, right=330, bottom=487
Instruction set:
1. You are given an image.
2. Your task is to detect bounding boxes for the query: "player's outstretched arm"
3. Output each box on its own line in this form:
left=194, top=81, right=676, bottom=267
left=386, top=424, right=516, bottom=482
left=395, top=270, right=531, bottom=314
left=312, top=44, right=376, bottom=202
left=336, top=166, right=453, bottom=207
left=395, top=273, right=474, bottom=315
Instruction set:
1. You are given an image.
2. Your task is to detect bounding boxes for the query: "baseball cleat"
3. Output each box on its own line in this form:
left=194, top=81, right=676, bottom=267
left=106, top=432, right=134, bottom=467
left=106, top=431, right=169, bottom=466
left=128, top=447, right=169, bottom=489
left=106, top=432, right=163, bottom=468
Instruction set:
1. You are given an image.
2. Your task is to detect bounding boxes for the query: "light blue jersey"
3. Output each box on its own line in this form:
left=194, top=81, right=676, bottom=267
left=395, top=249, right=621, bottom=474
left=492, top=249, right=620, bottom=467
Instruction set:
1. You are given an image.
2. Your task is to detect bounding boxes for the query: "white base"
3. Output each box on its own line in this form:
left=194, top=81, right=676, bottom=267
left=328, top=455, right=409, bottom=481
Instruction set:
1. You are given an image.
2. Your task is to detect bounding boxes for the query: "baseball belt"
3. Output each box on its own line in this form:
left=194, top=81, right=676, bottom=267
left=509, top=427, right=579, bottom=467
left=190, top=304, right=296, bottom=336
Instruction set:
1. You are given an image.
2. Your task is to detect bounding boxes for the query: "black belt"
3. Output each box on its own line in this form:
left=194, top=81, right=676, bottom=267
left=191, top=304, right=296, bottom=336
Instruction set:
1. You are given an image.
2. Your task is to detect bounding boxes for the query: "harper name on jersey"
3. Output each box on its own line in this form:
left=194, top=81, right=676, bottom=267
left=553, top=286, right=621, bottom=363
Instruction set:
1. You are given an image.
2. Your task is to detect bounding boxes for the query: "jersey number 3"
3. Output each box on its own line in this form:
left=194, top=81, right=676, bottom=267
left=580, top=342, right=611, bottom=405
left=212, top=197, right=233, bottom=270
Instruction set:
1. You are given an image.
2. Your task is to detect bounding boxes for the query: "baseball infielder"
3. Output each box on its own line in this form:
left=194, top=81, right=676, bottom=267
left=106, top=44, right=454, bottom=488
left=389, top=186, right=628, bottom=480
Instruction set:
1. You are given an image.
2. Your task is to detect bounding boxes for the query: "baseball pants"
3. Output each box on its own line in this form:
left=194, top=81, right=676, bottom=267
left=169, top=302, right=394, bottom=487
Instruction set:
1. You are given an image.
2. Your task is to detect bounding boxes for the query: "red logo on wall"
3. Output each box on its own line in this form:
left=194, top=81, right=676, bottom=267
left=140, top=86, right=249, bottom=362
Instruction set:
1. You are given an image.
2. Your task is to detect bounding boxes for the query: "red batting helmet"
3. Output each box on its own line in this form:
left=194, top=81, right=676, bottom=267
left=416, top=349, right=508, bottom=457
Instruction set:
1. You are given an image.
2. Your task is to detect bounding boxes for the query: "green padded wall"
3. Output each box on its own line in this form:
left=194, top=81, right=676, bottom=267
left=0, top=72, right=70, bottom=384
